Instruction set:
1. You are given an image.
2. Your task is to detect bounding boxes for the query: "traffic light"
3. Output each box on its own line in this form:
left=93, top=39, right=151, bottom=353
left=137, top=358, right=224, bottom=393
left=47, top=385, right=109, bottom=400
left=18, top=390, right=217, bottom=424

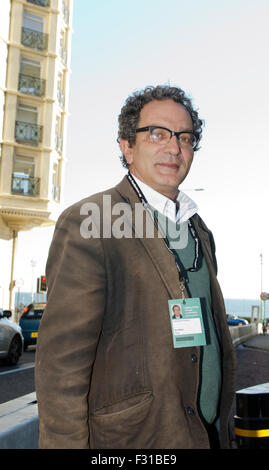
left=40, top=276, right=47, bottom=292
left=37, top=275, right=47, bottom=293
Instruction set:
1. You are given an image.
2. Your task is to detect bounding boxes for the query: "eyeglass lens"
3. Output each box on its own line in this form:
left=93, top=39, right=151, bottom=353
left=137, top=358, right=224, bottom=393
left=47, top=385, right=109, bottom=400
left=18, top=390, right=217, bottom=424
left=150, top=127, right=196, bottom=148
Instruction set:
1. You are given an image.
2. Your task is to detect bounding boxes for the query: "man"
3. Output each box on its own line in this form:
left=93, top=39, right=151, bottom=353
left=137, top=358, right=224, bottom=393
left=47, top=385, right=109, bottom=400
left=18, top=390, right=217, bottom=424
left=172, top=305, right=182, bottom=319
left=35, top=85, right=236, bottom=449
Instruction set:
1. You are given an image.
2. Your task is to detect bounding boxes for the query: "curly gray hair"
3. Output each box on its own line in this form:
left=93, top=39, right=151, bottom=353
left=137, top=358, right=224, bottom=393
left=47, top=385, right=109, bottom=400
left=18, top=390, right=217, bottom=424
left=118, top=85, right=204, bottom=168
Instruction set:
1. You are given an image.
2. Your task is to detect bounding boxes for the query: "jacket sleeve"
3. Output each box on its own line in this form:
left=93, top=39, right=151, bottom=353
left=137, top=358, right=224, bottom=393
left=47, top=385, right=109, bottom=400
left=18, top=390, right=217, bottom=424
left=35, top=202, right=106, bottom=448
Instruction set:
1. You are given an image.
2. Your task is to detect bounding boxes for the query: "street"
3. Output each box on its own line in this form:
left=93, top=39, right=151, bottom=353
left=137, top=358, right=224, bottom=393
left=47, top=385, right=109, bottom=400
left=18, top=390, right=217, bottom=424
left=0, top=346, right=35, bottom=404
left=0, top=338, right=269, bottom=440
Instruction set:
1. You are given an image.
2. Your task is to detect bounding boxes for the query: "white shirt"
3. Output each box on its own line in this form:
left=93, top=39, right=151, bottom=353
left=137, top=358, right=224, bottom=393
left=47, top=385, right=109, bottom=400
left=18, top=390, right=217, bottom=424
left=132, top=175, right=198, bottom=224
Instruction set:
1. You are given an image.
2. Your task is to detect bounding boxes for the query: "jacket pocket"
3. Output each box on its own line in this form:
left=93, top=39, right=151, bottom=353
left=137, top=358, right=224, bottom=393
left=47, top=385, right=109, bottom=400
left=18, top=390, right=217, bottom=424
left=90, top=391, right=154, bottom=448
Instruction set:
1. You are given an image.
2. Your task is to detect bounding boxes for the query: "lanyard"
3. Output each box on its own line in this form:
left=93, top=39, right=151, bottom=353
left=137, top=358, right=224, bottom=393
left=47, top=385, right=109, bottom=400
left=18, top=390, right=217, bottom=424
left=127, top=171, right=201, bottom=299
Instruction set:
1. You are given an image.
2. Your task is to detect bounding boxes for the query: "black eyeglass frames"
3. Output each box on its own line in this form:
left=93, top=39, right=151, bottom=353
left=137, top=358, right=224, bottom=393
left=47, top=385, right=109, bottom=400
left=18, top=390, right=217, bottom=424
left=136, top=126, right=198, bottom=149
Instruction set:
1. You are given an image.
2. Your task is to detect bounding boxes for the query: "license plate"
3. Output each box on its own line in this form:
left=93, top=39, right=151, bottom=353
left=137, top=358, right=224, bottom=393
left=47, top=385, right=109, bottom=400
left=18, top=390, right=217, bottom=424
left=31, top=332, right=38, bottom=338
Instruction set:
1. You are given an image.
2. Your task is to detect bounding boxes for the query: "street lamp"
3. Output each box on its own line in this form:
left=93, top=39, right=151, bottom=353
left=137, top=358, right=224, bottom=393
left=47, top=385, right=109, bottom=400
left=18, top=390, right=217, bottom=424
left=30, top=257, right=37, bottom=302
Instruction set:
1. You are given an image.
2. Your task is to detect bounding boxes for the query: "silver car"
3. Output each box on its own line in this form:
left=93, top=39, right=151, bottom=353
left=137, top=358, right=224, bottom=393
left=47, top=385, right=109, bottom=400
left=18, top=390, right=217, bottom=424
left=0, top=309, right=24, bottom=365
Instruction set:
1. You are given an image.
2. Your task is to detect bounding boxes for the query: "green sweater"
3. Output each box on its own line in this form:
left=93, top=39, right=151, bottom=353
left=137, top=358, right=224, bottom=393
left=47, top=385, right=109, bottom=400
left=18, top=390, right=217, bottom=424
left=156, top=212, right=221, bottom=425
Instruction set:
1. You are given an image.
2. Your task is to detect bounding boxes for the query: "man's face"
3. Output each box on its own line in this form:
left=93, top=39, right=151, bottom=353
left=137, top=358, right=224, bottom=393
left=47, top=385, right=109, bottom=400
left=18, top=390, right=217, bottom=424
left=173, top=306, right=181, bottom=317
left=120, top=99, right=195, bottom=199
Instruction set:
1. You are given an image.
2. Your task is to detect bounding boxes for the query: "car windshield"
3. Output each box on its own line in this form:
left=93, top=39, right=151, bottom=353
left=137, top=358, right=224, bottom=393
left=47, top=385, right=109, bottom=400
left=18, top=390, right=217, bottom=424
left=21, top=304, right=45, bottom=319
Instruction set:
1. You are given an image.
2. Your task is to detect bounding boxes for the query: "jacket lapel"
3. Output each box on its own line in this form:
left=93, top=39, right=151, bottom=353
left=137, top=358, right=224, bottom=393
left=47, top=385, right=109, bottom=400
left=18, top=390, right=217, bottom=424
left=115, top=176, right=187, bottom=300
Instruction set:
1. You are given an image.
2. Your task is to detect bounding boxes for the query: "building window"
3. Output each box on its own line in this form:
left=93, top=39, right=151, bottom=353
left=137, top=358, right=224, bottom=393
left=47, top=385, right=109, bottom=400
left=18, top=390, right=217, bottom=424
left=55, top=115, right=63, bottom=153
left=57, top=73, right=65, bottom=108
left=15, top=104, right=42, bottom=145
left=52, top=162, right=61, bottom=202
left=23, top=11, right=43, bottom=33
left=21, top=12, right=48, bottom=51
left=11, top=155, right=40, bottom=197
left=62, top=1, right=69, bottom=24
left=18, top=57, right=45, bottom=97
left=26, top=0, right=50, bottom=7
left=60, top=29, right=67, bottom=65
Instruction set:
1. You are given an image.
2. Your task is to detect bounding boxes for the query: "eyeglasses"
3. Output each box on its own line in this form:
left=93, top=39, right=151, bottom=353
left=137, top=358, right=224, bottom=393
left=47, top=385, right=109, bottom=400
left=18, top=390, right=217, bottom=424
left=136, top=126, right=198, bottom=149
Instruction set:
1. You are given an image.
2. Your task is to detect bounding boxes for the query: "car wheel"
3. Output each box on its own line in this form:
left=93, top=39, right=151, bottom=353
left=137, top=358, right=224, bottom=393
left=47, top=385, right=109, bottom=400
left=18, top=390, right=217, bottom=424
left=6, top=335, right=22, bottom=365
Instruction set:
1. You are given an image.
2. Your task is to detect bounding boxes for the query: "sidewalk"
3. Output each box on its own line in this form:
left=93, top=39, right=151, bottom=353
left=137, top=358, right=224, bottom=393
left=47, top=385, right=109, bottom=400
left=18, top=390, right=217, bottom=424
left=242, top=334, right=269, bottom=352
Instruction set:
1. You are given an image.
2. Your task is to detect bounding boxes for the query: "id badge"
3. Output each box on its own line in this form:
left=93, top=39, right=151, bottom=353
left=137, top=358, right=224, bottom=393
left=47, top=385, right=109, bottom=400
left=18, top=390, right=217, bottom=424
left=168, top=298, right=206, bottom=348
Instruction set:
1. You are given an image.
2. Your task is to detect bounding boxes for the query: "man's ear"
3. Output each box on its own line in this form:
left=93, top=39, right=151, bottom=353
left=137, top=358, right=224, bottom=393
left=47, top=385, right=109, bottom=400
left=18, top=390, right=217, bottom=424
left=119, top=139, right=133, bottom=165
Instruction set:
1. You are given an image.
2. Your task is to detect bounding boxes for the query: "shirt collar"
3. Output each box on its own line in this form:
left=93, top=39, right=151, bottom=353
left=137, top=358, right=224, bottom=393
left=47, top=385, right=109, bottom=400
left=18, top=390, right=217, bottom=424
left=131, top=175, right=198, bottom=223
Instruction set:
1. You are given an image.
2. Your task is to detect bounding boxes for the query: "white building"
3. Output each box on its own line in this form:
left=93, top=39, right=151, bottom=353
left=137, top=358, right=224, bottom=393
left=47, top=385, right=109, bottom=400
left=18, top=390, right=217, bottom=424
left=0, top=0, right=73, bottom=309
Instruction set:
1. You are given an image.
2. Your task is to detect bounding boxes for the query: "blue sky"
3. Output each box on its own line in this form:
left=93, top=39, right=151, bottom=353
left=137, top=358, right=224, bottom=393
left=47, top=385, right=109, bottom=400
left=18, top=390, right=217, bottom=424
left=9, top=0, right=269, bottom=302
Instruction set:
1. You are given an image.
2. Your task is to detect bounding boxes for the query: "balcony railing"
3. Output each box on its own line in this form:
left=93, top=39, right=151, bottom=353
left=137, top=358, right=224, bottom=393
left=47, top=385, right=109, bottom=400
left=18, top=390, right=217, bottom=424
left=27, top=0, right=50, bottom=6
left=21, top=27, right=48, bottom=51
left=15, top=121, right=43, bottom=145
left=60, top=45, right=67, bottom=65
left=55, top=134, right=63, bottom=153
left=52, top=184, right=61, bottom=202
left=57, top=88, right=65, bottom=108
left=11, top=174, right=40, bottom=197
left=62, top=3, right=69, bottom=24
left=18, top=73, right=46, bottom=97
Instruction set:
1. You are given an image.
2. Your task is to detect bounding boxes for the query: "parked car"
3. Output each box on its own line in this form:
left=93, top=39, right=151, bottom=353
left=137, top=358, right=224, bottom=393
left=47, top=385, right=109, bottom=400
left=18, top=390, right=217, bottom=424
left=0, top=309, right=24, bottom=365
left=19, top=303, right=46, bottom=350
left=226, top=314, right=248, bottom=326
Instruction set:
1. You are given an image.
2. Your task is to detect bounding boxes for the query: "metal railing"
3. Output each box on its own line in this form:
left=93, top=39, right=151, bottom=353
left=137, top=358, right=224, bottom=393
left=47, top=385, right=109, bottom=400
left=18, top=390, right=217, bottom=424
left=11, top=174, right=40, bottom=197
left=60, top=45, right=67, bottom=65
left=57, top=88, right=65, bottom=108
left=18, top=73, right=45, bottom=97
left=15, top=121, right=43, bottom=145
left=55, top=133, right=63, bottom=153
left=52, top=184, right=61, bottom=202
left=62, top=2, right=69, bottom=23
left=21, top=27, right=48, bottom=51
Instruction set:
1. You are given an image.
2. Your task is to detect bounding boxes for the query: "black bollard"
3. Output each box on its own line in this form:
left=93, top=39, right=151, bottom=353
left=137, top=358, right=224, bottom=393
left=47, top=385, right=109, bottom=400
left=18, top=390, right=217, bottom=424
left=234, top=383, right=269, bottom=448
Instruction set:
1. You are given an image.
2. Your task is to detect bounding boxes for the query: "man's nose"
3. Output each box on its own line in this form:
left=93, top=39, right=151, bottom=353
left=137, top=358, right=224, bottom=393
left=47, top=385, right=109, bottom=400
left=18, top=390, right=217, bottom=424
left=164, top=135, right=181, bottom=155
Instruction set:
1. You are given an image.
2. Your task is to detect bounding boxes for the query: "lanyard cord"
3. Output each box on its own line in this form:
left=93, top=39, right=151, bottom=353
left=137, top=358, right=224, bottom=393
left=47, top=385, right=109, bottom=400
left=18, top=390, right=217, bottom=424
left=127, top=171, right=201, bottom=274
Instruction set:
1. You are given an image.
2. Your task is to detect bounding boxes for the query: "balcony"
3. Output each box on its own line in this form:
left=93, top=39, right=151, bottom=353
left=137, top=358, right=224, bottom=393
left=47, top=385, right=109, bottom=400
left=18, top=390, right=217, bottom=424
left=62, top=3, right=69, bottom=24
left=11, top=174, right=40, bottom=197
left=27, top=0, right=50, bottom=6
left=60, top=45, right=67, bottom=66
left=18, top=73, right=45, bottom=97
left=57, top=88, right=65, bottom=108
left=52, top=184, right=61, bottom=202
left=21, top=27, right=48, bottom=51
left=55, top=134, right=63, bottom=153
left=15, top=121, right=43, bottom=145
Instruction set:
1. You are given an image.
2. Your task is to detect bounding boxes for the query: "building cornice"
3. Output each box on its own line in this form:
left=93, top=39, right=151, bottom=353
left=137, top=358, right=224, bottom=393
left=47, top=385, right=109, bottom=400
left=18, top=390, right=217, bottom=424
left=7, top=42, right=71, bottom=72
left=1, top=140, right=68, bottom=159
left=0, top=207, right=50, bottom=219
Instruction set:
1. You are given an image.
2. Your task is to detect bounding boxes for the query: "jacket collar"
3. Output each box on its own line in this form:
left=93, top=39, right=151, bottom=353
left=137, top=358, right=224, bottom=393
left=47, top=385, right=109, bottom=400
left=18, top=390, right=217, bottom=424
left=115, top=174, right=198, bottom=220
left=130, top=174, right=198, bottom=223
